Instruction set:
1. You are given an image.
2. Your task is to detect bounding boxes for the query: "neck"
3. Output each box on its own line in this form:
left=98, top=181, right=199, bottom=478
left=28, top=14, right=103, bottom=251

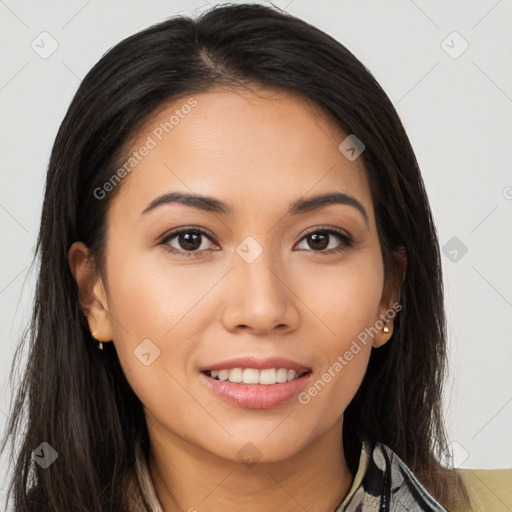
left=147, top=417, right=353, bottom=512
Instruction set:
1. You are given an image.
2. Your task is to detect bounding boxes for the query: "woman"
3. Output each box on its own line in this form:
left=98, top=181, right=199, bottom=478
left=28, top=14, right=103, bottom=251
left=1, top=3, right=472, bottom=511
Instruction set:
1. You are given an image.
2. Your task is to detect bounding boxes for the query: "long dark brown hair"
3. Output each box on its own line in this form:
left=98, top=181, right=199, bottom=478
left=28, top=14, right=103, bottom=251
left=1, top=3, right=471, bottom=510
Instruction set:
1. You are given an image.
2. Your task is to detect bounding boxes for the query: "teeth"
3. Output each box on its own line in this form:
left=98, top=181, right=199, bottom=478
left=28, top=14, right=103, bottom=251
left=208, top=367, right=304, bottom=385
left=259, top=368, right=276, bottom=385
left=276, top=368, right=288, bottom=383
left=228, top=367, right=243, bottom=383
left=243, top=368, right=259, bottom=384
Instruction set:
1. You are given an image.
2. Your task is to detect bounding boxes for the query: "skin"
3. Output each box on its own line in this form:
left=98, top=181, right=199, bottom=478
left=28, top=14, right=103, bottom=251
left=69, top=86, right=404, bottom=512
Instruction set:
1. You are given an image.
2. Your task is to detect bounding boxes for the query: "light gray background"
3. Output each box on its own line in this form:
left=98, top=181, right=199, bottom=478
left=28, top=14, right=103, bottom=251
left=1, top=0, right=511, bottom=502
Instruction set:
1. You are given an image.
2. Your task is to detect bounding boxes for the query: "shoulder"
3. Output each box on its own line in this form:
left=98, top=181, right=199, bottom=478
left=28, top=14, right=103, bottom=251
left=368, top=441, right=448, bottom=511
left=338, top=439, right=448, bottom=511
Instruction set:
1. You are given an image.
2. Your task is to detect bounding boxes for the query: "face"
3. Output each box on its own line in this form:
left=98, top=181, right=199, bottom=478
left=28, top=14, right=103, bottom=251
left=72, top=86, right=398, bottom=464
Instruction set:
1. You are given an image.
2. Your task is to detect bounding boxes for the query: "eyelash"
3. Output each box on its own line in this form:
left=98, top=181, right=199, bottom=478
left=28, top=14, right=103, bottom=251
left=158, top=226, right=354, bottom=258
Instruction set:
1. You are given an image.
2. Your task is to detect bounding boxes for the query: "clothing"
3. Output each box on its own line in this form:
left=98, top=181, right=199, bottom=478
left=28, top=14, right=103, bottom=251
left=333, top=440, right=448, bottom=511
left=134, top=439, right=448, bottom=512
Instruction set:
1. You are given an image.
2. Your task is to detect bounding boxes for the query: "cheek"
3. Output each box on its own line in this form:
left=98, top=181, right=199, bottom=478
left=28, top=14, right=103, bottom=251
left=102, top=245, right=226, bottom=412
left=297, top=249, right=384, bottom=341
left=102, top=259, right=208, bottom=426
left=104, top=243, right=223, bottom=341
left=295, top=252, right=383, bottom=414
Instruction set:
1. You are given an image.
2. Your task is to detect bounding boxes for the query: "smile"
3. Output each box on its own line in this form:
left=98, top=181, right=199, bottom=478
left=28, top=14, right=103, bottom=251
left=203, top=368, right=309, bottom=385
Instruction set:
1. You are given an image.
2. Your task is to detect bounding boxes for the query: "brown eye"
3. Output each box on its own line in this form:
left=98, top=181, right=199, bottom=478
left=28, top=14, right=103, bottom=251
left=307, top=232, right=330, bottom=251
left=175, top=232, right=202, bottom=251
left=296, top=228, right=353, bottom=254
left=161, top=228, right=217, bottom=256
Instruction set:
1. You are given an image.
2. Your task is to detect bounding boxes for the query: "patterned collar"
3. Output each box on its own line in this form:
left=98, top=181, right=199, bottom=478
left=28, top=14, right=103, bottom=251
left=335, top=440, right=448, bottom=511
left=133, top=440, right=447, bottom=512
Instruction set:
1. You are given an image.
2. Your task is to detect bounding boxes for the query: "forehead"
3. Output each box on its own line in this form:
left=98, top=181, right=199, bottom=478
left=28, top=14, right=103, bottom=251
left=109, top=86, right=374, bottom=223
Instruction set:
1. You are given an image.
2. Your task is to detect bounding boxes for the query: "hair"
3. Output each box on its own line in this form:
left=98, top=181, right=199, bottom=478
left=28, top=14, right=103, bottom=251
left=1, top=3, right=472, bottom=511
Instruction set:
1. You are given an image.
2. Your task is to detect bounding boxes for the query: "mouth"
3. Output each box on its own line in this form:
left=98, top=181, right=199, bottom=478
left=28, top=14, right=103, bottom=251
left=202, top=368, right=312, bottom=385
left=200, top=367, right=313, bottom=409
left=198, top=356, right=313, bottom=408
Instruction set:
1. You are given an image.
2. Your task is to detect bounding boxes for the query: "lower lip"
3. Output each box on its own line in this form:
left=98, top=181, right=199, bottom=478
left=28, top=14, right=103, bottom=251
left=199, top=372, right=312, bottom=409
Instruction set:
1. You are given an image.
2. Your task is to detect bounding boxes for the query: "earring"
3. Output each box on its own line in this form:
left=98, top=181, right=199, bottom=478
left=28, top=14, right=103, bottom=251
left=91, top=332, right=104, bottom=350
left=383, top=323, right=390, bottom=333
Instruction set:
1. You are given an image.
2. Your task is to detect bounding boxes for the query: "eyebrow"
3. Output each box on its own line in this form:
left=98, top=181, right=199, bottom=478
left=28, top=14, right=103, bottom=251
left=141, top=191, right=369, bottom=226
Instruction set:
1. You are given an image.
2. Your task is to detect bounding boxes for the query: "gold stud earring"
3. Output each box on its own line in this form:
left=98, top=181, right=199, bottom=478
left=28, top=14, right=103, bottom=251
left=383, top=323, right=390, bottom=333
left=91, top=332, right=104, bottom=350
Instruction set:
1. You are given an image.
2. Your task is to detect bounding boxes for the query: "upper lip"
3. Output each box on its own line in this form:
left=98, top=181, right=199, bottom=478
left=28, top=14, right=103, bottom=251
left=200, top=356, right=311, bottom=373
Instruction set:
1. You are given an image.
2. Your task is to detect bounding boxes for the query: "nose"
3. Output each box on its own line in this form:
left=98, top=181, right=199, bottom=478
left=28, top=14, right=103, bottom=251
left=220, top=246, right=300, bottom=336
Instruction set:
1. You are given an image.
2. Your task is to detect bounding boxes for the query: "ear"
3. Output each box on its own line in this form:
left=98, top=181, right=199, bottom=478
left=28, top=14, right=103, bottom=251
left=68, top=241, right=114, bottom=344
left=372, top=246, right=407, bottom=348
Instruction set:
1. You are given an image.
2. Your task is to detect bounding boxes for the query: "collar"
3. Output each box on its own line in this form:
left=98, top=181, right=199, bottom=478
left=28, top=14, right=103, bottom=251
left=131, top=441, right=370, bottom=512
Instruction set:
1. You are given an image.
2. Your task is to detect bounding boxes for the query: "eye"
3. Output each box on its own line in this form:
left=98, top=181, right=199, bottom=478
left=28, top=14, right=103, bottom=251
left=159, top=226, right=353, bottom=257
left=159, top=227, right=218, bottom=257
left=295, top=227, right=353, bottom=254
